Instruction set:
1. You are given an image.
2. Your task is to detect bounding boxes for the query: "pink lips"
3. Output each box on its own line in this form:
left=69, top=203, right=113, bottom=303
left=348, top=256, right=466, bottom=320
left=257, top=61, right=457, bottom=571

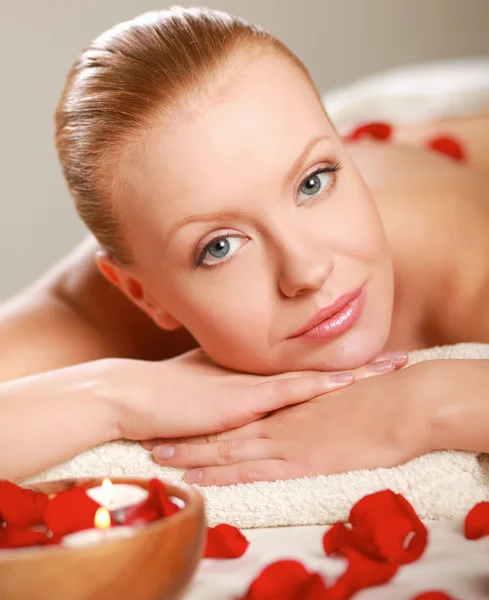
left=289, top=285, right=366, bottom=342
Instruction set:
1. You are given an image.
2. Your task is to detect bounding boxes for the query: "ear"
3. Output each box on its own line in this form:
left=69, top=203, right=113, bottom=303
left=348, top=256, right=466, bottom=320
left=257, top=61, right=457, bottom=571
left=95, top=251, right=182, bottom=331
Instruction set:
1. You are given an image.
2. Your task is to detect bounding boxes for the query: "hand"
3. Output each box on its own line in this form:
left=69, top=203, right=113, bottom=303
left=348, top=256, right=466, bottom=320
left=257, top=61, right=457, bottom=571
left=133, top=349, right=407, bottom=449
left=112, top=348, right=401, bottom=442
left=150, top=360, right=430, bottom=486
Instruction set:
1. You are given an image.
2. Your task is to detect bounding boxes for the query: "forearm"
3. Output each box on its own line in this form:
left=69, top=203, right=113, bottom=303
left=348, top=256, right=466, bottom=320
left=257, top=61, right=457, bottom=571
left=426, top=359, right=489, bottom=453
left=0, top=361, right=120, bottom=482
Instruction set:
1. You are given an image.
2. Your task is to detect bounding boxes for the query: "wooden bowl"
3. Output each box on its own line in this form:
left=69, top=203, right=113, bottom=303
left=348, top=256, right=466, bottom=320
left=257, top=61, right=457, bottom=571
left=0, top=477, right=206, bottom=600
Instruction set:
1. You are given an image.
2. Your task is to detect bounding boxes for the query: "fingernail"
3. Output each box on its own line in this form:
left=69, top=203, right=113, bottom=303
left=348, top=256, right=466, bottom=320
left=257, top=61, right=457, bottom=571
left=332, top=372, right=354, bottom=384
left=388, top=351, right=408, bottom=362
left=154, top=445, right=175, bottom=460
left=372, top=359, right=393, bottom=373
left=184, top=469, right=204, bottom=484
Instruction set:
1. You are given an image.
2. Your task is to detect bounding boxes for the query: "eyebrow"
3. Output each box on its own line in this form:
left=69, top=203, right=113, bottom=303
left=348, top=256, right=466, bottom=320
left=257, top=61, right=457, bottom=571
left=283, top=134, right=332, bottom=188
left=170, top=134, right=332, bottom=235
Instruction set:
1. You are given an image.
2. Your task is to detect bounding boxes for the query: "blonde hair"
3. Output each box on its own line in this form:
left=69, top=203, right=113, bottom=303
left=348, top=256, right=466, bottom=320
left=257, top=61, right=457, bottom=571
left=55, top=6, right=317, bottom=264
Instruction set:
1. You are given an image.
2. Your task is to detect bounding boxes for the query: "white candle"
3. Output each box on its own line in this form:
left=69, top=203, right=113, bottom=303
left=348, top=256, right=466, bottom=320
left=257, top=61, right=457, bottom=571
left=61, top=507, right=135, bottom=548
left=61, top=525, right=135, bottom=548
left=86, top=479, right=148, bottom=511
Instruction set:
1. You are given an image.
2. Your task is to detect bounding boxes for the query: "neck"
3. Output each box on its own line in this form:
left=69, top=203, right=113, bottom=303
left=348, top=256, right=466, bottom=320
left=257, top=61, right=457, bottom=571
left=383, top=253, right=433, bottom=352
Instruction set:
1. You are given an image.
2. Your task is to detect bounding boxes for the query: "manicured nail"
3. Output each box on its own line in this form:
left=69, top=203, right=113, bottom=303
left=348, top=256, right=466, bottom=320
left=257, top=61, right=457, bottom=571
left=184, top=470, right=204, bottom=484
left=332, top=372, right=354, bottom=384
left=372, top=359, right=393, bottom=373
left=154, top=445, right=175, bottom=460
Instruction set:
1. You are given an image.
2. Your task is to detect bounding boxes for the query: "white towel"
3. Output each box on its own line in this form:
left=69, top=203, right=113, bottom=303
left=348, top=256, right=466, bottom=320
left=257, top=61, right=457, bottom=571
left=24, top=343, right=489, bottom=529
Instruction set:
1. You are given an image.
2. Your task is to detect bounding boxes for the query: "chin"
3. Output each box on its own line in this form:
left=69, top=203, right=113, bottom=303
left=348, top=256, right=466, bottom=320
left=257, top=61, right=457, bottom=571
left=321, top=341, right=384, bottom=371
left=322, top=285, right=394, bottom=371
left=207, top=316, right=392, bottom=376
left=288, top=321, right=391, bottom=373
left=324, top=322, right=393, bottom=371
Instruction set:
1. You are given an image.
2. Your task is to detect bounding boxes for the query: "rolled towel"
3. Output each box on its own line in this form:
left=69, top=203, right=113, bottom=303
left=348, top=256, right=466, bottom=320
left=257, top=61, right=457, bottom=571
left=24, top=343, right=489, bottom=528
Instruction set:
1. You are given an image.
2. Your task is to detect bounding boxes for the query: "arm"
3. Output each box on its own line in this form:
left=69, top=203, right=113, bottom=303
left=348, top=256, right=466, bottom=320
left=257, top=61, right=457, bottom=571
left=0, top=360, right=120, bottom=482
left=0, top=348, right=364, bottom=482
left=146, top=358, right=489, bottom=486
left=0, top=235, right=197, bottom=382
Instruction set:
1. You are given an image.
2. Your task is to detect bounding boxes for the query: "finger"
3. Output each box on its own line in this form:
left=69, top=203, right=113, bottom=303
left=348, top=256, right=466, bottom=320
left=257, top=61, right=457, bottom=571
left=258, top=352, right=407, bottom=381
left=153, top=438, right=276, bottom=468
left=160, top=421, right=264, bottom=447
left=371, top=351, right=408, bottom=368
left=140, top=439, right=164, bottom=451
left=261, top=369, right=337, bottom=380
left=353, top=359, right=395, bottom=381
left=183, top=459, right=293, bottom=487
left=249, top=372, right=354, bottom=415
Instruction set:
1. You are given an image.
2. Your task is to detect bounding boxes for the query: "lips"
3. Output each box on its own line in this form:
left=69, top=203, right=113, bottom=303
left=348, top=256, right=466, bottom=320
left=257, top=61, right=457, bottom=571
left=289, top=286, right=364, bottom=338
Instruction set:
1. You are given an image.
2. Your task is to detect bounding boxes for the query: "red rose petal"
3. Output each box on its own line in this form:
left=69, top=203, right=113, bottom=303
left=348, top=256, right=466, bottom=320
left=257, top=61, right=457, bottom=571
left=322, top=491, right=427, bottom=598
left=0, top=480, right=48, bottom=527
left=347, top=490, right=428, bottom=564
left=204, top=523, right=249, bottom=559
left=0, top=525, right=50, bottom=549
left=464, top=502, right=489, bottom=540
left=43, top=532, right=64, bottom=546
left=426, top=136, right=465, bottom=161
left=345, top=121, right=393, bottom=142
left=149, top=479, right=180, bottom=517
left=327, top=545, right=398, bottom=600
left=123, top=479, right=179, bottom=525
left=44, top=486, right=102, bottom=536
left=322, top=522, right=352, bottom=556
left=412, top=593, right=457, bottom=600
left=239, top=560, right=328, bottom=600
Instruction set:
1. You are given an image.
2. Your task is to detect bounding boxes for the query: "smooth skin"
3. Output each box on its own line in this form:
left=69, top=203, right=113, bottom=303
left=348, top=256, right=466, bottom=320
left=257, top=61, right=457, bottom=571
left=148, top=128, right=489, bottom=486
left=2, top=52, right=489, bottom=484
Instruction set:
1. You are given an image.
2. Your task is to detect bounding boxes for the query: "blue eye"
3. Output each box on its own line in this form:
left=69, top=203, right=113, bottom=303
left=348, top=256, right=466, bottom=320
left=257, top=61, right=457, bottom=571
left=208, top=238, right=229, bottom=258
left=298, top=164, right=340, bottom=202
left=195, top=162, right=341, bottom=269
left=198, top=235, right=247, bottom=267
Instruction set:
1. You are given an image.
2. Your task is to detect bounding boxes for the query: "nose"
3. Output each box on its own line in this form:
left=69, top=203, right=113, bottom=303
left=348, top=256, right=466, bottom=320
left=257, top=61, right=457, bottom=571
left=277, top=232, right=335, bottom=298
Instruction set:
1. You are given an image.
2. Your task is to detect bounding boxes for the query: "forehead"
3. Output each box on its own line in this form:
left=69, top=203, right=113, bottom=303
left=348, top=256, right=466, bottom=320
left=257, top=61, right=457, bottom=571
left=125, top=53, right=334, bottom=232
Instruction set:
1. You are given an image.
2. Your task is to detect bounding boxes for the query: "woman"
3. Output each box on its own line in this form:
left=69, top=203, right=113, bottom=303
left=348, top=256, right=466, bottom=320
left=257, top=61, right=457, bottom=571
left=1, top=7, right=489, bottom=485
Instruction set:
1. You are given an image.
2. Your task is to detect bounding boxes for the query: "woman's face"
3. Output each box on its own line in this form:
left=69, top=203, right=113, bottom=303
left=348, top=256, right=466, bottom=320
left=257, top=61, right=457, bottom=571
left=119, top=52, right=394, bottom=374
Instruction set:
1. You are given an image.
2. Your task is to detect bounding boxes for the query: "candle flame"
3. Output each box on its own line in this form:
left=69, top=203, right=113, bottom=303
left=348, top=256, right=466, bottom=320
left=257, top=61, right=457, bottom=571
left=102, top=478, right=113, bottom=490
left=94, top=507, right=111, bottom=530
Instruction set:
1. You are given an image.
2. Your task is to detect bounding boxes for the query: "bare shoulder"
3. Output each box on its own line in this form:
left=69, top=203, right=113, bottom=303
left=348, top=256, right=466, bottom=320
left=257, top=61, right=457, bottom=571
left=0, top=236, right=197, bottom=380
left=348, top=141, right=489, bottom=345
left=48, top=236, right=198, bottom=360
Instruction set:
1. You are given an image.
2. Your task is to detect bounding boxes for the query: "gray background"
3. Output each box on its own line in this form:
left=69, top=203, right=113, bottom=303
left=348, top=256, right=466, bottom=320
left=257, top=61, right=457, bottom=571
left=1, top=0, right=489, bottom=300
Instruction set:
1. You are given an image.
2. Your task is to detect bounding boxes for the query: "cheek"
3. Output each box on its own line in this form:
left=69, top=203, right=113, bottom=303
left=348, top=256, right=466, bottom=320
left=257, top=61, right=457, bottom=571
left=329, top=174, right=387, bottom=262
left=165, top=268, right=275, bottom=359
